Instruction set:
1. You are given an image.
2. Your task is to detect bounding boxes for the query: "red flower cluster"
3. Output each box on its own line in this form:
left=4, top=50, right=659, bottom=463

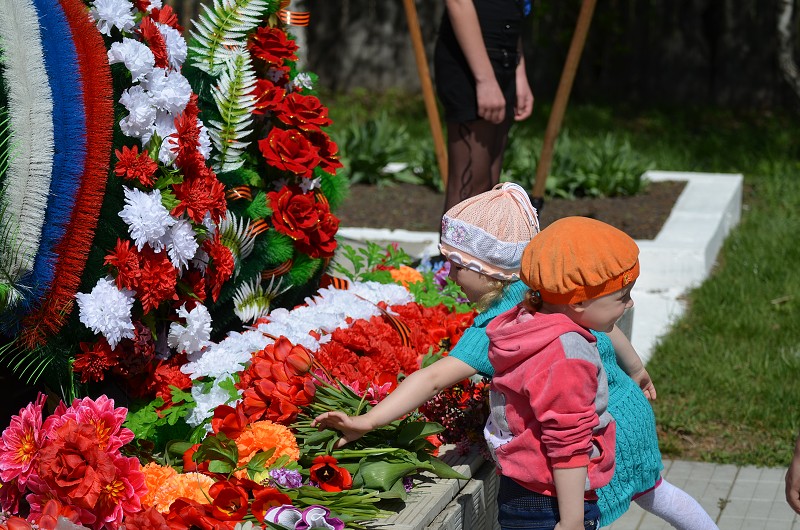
left=420, top=378, right=490, bottom=455
left=114, top=145, right=158, bottom=186
left=237, top=336, right=316, bottom=425
left=104, top=240, right=178, bottom=313
left=201, top=232, right=235, bottom=302
left=248, top=26, right=298, bottom=66
left=0, top=396, right=144, bottom=529
left=267, top=186, right=339, bottom=259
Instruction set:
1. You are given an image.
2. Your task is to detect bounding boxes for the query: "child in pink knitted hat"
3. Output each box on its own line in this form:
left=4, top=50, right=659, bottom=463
left=312, top=185, right=715, bottom=529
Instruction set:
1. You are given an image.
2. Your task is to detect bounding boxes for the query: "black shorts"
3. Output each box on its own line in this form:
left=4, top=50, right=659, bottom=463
left=434, top=1, right=524, bottom=123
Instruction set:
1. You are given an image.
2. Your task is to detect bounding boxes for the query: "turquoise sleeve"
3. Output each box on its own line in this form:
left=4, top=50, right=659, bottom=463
left=449, top=324, right=494, bottom=378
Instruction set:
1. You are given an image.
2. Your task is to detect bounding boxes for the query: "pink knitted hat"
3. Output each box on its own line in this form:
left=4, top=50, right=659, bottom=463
left=439, top=182, right=540, bottom=280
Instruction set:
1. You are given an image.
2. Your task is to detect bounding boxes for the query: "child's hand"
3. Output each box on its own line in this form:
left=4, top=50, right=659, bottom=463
left=630, top=367, right=657, bottom=400
left=312, top=411, right=373, bottom=448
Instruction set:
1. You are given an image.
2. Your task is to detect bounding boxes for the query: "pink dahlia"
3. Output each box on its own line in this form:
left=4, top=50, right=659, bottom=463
left=43, top=395, right=133, bottom=453
left=0, top=393, right=47, bottom=487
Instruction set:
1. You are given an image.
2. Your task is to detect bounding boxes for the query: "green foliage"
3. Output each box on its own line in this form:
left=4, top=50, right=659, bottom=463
left=318, top=170, right=350, bottom=212
left=123, top=386, right=197, bottom=455
left=287, top=252, right=322, bottom=286
left=501, top=129, right=652, bottom=198
left=329, top=113, right=420, bottom=186
left=330, top=242, right=412, bottom=283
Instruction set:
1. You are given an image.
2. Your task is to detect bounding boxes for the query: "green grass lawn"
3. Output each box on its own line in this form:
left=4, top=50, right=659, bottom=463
left=324, top=91, right=800, bottom=467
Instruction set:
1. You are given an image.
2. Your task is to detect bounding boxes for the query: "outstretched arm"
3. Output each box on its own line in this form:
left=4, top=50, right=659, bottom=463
left=445, top=0, right=506, bottom=123
left=313, top=356, right=479, bottom=448
left=553, top=466, right=589, bottom=530
left=607, top=325, right=656, bottom=400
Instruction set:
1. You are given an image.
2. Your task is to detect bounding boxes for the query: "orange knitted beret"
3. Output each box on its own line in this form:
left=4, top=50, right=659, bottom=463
left=520, top=216, right=640, bottom=304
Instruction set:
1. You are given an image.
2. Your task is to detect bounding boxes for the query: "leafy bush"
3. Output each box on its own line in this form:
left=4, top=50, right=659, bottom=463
left=330, top=113, right=421, bottom=186
left=503, top=130, right=653, bottom=198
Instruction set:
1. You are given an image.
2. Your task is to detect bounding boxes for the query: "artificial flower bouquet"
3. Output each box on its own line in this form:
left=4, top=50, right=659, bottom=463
left=0, top=259, right=478, bottom=529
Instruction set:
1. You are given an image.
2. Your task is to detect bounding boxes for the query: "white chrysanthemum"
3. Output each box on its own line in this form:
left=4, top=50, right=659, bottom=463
left=143, top=68, right=191, bottom=115
left=165, top=219, right=198, bottom=270
left=168, top=303, right=212, bottom=354
left=197, top=120, right=212, bottom=160
left=299, top=176, right=321, bottom=193
left=187, top=382, right=240, bottom=428
left=119, top=187, right=175, bottom=251
left=90, top=0, right=135, bottom=36
left=76, top=277, right=135, bottom=348
left=157, top=22, right=188, bottom=70
left=158, top=133, right=179, bottom=166
left=108, top=38, right=155, bottom=82
left=182, top=330, right=269, bottom=380
left=146, top=0, right=163, bottom=9
left=119, top=85, right=156, bottom=139
left=293, top=72, right=313, bottom=91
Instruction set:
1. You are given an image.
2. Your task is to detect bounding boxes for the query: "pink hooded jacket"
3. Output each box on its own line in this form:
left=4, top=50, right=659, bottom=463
left=485, top=306, right=616, bottom=498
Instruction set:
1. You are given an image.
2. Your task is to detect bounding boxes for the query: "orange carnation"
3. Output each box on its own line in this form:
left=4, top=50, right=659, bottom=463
left=151, top=472, right=216, bottom=513
left=389, top=265, right=424, bottom=287
left=140, top=462, right=178, bottom=508
left=235, top=420, right=299, bottom=472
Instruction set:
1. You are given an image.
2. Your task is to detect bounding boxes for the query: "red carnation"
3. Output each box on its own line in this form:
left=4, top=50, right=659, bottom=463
left=171, top=165, right=227, bottom=224
left=114, top=145, right=158, bottom=187
left=74, top=339, right=119, bottom=384
left=136, top=246, right=178, bottom=313
left=138, top=16, right=168, bottom=69
left=258, top=127, right=320, bottom=178
left=202, top=233, right=234, bottom=301
left=104, top=238, right=141, bottom=291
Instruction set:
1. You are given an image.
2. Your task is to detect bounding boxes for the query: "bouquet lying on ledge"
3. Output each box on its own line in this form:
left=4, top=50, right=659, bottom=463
left=0, top=245, right=491, bottom=529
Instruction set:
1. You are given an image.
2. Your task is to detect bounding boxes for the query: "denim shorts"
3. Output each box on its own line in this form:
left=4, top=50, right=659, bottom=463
left=497, top=476, right=600, bottom=529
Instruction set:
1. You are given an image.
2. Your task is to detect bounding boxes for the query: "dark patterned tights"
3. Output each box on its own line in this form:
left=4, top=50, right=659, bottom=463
left=443, top=117, right=513, bottom=215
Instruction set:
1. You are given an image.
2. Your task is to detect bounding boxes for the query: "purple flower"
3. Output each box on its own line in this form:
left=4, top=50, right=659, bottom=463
left=403, top=476, right=414, bottom=492
left=270, top=467, right=304, bottom=489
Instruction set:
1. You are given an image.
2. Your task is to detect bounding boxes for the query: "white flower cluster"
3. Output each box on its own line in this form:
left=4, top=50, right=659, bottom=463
left=76, top=277, right=136, bottom=348
left=180, top=281, right=415, bottom=427
left=101, top=3, right=205, bottom=167
left=168, top=303, right=212, bottom=355
left=90, top=0, right=135, bottom=36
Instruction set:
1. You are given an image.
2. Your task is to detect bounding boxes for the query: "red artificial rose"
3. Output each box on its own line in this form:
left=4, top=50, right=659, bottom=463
left=250, top=487, right=291, bottom=523
left=306, top=130, right=344, bottom=175
left=248, top=26, right=298, bottom=66
left=309, top=455, right=352, bottom=492
left=267, top=187, right=338, bottom=258
left=258, top=128, right=320, bottom=178
left=36, top=421, right=116, bottom=512
left=252, top=79, right=286, bottom=115
left=209, top=481, right=249, bottom=521
left=114, top=145, right=158, bottom=187
left=274, top=92, right=332, bottom=132
left=211, top=404, right=248, bottom=439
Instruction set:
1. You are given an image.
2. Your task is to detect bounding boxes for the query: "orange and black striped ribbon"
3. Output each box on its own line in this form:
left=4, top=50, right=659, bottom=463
left=319, top=273, right=350, bottom=291
left=248, top=218, right=269, bottom=237
left=279, top=0, right=310, bottom=26
left=261, top=259, right=294, bottom=279
left=226, top=185, right=252, bottom=202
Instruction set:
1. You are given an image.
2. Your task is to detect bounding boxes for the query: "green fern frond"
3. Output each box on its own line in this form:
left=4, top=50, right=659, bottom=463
left=0, top=340, right=56, bottom=385
left=188, top=0, right=274, bottom=75
left=208, top=50, right=257, bottom=173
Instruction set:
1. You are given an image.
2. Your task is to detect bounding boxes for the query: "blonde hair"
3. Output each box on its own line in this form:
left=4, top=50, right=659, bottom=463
left=475, top=278, right=515, bottom=312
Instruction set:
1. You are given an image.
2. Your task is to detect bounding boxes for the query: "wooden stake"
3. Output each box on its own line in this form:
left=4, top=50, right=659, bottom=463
left=402, top=0, right=448, bottom=187
left=531, top=0, right=597, bottom=205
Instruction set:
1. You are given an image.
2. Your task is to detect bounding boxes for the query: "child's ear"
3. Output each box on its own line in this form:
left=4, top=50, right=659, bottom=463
left=569, top=301, right=587, bottom=313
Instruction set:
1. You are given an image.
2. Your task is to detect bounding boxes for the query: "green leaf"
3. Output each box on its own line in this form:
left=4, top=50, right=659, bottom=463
left=421, top=454, right=469, bottom=480
left=353, top=459, right=419, bottom=492
left=195, top=433, right=239, bottom=469
left=396, top=420, right=444, bottom=447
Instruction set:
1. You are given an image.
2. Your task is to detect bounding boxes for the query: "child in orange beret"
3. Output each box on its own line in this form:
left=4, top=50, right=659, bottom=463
left=485, top=216, right=717, bottom=530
